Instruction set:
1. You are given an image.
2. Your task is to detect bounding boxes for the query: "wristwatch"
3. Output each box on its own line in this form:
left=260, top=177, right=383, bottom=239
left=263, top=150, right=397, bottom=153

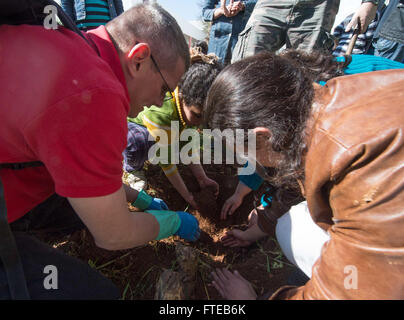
left=361, top=0, right=379, bottom=5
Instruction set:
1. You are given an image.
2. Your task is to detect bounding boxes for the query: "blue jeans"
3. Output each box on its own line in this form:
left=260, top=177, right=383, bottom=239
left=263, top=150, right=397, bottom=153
left=373, top=37, right=404, bottom=63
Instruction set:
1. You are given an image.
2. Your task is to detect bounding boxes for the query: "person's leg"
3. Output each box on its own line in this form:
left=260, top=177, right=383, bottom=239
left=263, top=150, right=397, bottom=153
left=223, top=42, right=233, bottom=66
left=374, top=0, right=404, bottom=62
left=10, top=194, right=85, bottom=236
left=275, top=201, right=330, bottom=278
left=0, top=232, right=119, bottom=299
left=287, top=0, right=340, bottom=53
left=123, top=122, right=154, bottom=191
left=373, top=37, right=404, bottom=62
left=231, top=0, right=293, bottom=63
left=124, top=122, right=154, bottom=173
left=3, top=183, right=120, bottom=299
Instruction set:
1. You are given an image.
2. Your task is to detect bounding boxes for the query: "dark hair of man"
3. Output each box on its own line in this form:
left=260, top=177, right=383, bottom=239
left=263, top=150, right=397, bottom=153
left=204, top=52, right=315, bottom=190
left=280, top=49, right=351, bottom=83
left=177, top=55, right=222, bottom=110
left=106, top=3, right=190, bottom=72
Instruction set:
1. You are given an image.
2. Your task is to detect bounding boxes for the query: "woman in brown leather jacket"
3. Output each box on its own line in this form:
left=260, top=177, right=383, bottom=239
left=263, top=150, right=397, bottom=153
left=204, top=52, right=404, bottom=299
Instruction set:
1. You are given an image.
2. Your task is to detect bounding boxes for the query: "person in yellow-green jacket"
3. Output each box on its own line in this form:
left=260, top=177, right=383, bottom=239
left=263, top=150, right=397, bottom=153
left=124, top=50, right=223, bottom=209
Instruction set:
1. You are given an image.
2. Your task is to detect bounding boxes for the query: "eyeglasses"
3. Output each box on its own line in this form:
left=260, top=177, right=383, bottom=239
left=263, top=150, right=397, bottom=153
left=150, top=54, right=174, bottom=101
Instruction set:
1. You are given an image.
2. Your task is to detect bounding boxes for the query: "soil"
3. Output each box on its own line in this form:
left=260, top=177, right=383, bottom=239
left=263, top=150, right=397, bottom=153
left=193, top=187, right=218, bottom=218
left=37, top=163, right=297, bottom=300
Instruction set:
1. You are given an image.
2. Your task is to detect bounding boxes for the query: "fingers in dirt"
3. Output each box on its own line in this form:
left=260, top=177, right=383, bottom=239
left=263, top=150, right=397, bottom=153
left=233, top=270, right=245, bottom=280
left=221, top=202, right=230, bottom=220
left=216, top=268, right=231, bottom=282
left=211, top=280, right=225, bottom=297
left=222, top=240, right=238, bottom=247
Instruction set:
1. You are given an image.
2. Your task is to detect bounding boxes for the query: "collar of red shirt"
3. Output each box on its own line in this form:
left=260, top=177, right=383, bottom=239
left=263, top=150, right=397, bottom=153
left=85, top=26, right=130, bottom=102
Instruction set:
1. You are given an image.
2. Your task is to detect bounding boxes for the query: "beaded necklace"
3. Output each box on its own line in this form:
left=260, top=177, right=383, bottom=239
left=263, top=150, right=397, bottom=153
left=174, top=87, right=186, bottom=127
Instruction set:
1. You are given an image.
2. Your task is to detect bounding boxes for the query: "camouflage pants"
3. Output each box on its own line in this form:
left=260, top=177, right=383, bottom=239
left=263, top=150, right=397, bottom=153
left=231, top=0, right=340, bottom=62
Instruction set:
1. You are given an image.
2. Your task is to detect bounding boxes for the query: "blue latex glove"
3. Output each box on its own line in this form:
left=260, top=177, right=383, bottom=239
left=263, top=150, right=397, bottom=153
left=147, top=198, right=169, bottom=211
left=132, top=190, right=169, bottom=211
left=174, top=211, right=200, bottom=241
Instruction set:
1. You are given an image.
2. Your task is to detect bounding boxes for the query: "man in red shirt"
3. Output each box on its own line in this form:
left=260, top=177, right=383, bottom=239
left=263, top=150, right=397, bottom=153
left=0, top=3, right=197, bottom=299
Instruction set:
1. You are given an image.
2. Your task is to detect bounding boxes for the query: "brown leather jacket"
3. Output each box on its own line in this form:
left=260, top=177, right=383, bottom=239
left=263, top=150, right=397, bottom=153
left=265, top=70, right=404, bottom=299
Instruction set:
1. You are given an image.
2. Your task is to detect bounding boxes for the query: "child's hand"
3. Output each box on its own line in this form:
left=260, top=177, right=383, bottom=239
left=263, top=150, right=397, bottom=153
left=221, top=229, right=254, bottom=247
left=247, top=208, right=258, bottom=227
left=221, top=209, right=267, bottom=247
left=200, top=177, right=219, bottom=198
left=147, top=197, right=169, bottom=211
left=211, top=268, right=257, bottom=300
left=221, top=193, right=242, bottom=220
left=185, top=193, right=199, bottom=210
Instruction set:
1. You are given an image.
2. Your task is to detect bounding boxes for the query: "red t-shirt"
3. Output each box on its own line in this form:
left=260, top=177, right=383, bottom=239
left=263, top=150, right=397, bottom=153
left=0, top=25, right=130, bottom=223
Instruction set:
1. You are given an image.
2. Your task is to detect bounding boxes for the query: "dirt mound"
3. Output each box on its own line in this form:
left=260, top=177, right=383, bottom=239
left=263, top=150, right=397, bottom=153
left=143, top=164, right=297, bottom=299
left=35, top=163, right=297, bottom=300
left=193, top=187, right=218, bottom=218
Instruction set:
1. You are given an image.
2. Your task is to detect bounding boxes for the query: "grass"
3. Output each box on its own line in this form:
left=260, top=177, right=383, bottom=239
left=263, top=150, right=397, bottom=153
left=266, top=255, right=271, bottom=273
left=199, top=269, right=211, bottom=300
left=88, top=251, right=133, bottom=271
left=121, top=282, right=132, bottom=300
left=132, top=265, right=158, bottom=298
left=170, top=258, right=178, bottom=270
left=256, top=240, right=294, bottom=273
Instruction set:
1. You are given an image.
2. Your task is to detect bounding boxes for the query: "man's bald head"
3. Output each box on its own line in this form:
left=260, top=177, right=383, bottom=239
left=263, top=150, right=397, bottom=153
left=106, top=3, right=190, bottom=73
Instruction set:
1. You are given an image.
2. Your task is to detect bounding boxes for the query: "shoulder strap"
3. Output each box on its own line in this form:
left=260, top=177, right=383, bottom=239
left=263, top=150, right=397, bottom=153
left=0, top=161, right=44, bottom=170
left=0, top=0, right=90, bottom=45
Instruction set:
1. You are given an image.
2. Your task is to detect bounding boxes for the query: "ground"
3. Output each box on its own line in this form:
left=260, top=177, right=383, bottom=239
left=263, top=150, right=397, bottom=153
left=38, top=163, right=297, bottom=300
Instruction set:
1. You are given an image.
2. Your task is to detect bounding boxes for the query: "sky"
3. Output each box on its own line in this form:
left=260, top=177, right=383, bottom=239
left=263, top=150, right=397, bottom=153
left=157, top=0, right=202, bottom=21
left=123, top=0, right=202, bottom=22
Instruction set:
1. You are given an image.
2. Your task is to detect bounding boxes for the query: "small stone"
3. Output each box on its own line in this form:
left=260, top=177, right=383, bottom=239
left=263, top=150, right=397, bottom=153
left=154, top=269, right=185, bottom=300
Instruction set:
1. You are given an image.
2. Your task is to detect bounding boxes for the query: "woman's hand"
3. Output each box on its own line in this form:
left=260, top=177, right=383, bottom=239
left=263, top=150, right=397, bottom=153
left=211, top=268, right=257, bottom=300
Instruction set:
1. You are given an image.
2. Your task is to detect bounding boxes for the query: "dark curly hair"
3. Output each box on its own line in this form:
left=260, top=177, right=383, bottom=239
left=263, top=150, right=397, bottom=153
left=280, top=49, right=351, bottom=83
left=204, top=51, right=315, bottom=190
left=177, top=54, right=223, bottom=110
left=193, top=41, right=208, bottom=55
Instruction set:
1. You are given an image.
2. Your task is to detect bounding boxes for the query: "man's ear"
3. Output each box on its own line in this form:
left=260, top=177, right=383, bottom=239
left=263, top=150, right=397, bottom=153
left=127, top=43, right=151, bottom=75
